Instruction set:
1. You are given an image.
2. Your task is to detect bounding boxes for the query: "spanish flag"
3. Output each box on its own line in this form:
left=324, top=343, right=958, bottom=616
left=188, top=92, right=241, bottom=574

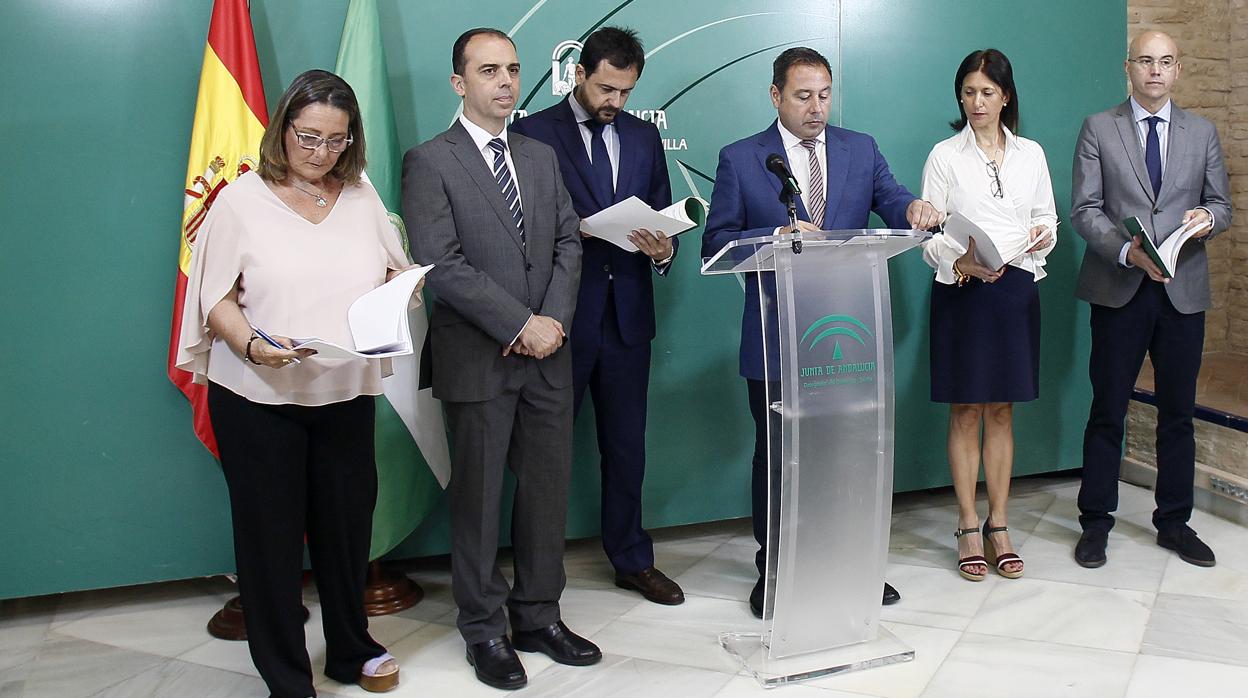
left=168, top=0, right=267, bottom=455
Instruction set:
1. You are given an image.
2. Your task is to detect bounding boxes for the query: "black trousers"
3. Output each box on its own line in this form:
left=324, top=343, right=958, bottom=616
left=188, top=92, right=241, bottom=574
left=209, top=382, right=385, bottom=698
left=746, top=379, right=782, bottom=579
left=1078, top=280, right=1204, bottom=534
left=444, top=358, right=573, bottom=645
left=571, top=286, right=655, bottom=575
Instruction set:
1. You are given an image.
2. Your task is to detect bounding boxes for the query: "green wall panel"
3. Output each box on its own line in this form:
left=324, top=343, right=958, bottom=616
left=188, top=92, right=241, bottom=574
left=0, top=0, right=1125, bottom=599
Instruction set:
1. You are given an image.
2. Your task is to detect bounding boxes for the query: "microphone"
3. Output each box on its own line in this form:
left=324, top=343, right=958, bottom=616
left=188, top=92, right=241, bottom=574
left=765, top=154, right=801, bottom=197
left=765, top=153, right=804, bottom=254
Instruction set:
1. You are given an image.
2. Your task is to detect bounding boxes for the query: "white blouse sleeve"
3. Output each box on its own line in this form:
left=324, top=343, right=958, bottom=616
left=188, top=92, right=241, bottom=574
left=175, top=196, right=243, bottom=384
left=919, top=148, right=967, bottom=285
left=1026, top=145, right=1059, bottom=266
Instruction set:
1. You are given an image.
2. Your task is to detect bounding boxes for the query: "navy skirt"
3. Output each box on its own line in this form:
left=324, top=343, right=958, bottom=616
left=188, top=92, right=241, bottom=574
left=929, top=265, right=1040, bottom=404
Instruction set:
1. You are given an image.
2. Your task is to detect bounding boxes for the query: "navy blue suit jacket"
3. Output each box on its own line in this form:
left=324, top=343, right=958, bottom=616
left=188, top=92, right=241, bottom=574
left=511, top=97, right=675, bottom=347
left=702, top=121, right=916, bottom=380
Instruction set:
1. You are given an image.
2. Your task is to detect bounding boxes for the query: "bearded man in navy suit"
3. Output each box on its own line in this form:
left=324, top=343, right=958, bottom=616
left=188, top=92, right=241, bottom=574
left=703, top=47, right=941, bottom=618
left=511, top=27, right=684, bottom=606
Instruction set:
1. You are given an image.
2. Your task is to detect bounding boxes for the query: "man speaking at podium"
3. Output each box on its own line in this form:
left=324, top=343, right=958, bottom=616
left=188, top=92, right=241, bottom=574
left=702, top=46, right=940, bottom=618
left=511, top=27, right=684, bottom=606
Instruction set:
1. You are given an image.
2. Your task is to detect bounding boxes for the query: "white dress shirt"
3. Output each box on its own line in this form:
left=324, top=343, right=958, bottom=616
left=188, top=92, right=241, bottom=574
left=458, top=113, right=523, bottom=204
left=1129, top=96, right=1171, bottom=172
left=921, top=125, right=1058, bottom=284
left=567, top=94, right=619, bottom=188
left=777, top=120, right=827, bottom=224
left=458, top=114, right=530, bottom=342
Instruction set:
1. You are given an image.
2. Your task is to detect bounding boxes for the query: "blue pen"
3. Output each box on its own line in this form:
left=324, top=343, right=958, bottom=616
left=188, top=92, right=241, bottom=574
left=250, top=325, right=301, bottom=365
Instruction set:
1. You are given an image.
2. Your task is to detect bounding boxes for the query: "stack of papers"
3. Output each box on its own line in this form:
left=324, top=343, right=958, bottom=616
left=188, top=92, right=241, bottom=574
left=580, top=196, right=709, bottom=252
left=292, top=265, right=433, bottom=359
left=940, top=211, right=1034, bottom=270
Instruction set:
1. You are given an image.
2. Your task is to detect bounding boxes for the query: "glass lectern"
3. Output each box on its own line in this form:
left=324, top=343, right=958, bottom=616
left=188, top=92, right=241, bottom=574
left=701, top=229, right=929, bottom=687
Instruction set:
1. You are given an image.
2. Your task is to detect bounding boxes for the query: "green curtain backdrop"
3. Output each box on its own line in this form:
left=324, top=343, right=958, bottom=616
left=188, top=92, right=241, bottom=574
left=0, top=0, right=1124, bottom=599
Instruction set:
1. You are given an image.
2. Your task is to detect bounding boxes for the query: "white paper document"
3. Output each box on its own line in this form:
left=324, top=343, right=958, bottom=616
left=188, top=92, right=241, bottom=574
left=580, top=196, right=709, bottom=252
left=941, top=211, right=1037, bottom=270
left=291, top=265, right=433, bottom=359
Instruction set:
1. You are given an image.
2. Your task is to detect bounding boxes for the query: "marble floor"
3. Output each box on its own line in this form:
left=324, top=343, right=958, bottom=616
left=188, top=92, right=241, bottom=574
left=4, top=476, right=1248, bottom=697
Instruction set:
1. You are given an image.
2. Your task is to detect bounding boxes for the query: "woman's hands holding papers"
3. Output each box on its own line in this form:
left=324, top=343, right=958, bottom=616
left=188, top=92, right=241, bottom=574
left=386, top=265, right=428, bottom=293
left=250, top=333, right=317, bottom=368
left=956, top=238, right=1004, bottom=283
left=1025, top=224, right=1055, bottom=253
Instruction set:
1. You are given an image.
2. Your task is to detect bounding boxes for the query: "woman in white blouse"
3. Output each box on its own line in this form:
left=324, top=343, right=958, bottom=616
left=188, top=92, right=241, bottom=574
left=177, top=70, right=419, bottom=696
left=921, top=49, right=1056, bottom=583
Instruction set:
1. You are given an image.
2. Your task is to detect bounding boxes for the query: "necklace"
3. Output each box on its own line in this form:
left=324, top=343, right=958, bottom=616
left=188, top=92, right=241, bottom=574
left=290, top=181, right=327, bottom=208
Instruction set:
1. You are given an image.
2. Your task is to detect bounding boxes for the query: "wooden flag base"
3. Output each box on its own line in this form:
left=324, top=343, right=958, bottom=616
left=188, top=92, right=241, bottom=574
left=364, top=561, right=423, bottom=616
left=207, top=593, right=311, bottom=641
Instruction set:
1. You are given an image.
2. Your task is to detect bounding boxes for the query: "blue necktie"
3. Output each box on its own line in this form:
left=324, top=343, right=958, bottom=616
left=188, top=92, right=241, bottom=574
left=584, top=119, right=614, bottom=206
left=1144, top=115, right=1163, bottom=197
left=487, top=138, right=524, bottom=247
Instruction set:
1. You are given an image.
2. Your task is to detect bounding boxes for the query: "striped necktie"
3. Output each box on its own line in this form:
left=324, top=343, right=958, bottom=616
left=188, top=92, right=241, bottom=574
left=800, top=138, right=825, bottom=229
left=487, top=138, right=525, bottom=245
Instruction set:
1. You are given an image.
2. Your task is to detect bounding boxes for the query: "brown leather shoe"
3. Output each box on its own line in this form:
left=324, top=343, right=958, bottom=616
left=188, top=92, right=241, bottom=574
left=614, top=566, right=685, bottom=605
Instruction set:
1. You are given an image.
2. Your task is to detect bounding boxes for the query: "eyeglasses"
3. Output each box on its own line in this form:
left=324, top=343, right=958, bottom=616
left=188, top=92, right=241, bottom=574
left=986, top=160, right=1003, bottom=199
left=1127, top=56, right=1178, bottom=71
left=289, top=124, right=354, bottom=153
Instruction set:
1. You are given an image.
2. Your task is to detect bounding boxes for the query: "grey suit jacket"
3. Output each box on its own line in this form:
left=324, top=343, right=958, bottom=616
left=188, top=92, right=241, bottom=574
left=401, top=120, right=582, bottom=402
left=1071, top=99, right=1231, bottom=313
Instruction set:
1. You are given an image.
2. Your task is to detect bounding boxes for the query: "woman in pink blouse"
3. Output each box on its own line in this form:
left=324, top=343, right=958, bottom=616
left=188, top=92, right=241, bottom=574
left=177, top=70, right=419, bottom=697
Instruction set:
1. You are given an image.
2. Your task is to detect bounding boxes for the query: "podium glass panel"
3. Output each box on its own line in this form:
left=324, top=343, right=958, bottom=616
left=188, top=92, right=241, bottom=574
left=702, top=229, right=928, bottom=686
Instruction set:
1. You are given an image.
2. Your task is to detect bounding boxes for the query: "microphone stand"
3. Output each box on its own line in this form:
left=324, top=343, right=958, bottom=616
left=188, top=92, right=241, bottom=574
left=778, top=185, right=802, bottom=254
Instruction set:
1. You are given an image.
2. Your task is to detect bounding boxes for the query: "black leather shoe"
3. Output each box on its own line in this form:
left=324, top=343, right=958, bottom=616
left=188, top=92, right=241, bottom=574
left=749, top=578, right=764, bottom=619
left=466, top=636, right=526, bottom=690
left=1157, top=526, right=1216, bottom=567
left=882, top=582, right=900, bottom=605
left=615, top=566, right=685, bottom=605
left=512, top=621, right=601, bottom=666
left=1074, top=529, right=1108, bottom=568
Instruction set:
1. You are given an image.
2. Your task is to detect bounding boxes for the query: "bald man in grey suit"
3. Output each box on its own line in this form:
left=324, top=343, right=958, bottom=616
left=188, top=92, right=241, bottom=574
left=1071, top=31, right=1231, bottom=570
left=401, top=28, right=598, bottom=691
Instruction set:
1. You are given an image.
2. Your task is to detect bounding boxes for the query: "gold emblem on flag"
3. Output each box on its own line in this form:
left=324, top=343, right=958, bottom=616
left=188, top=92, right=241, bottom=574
left=182, top=154, right=259, bottom=247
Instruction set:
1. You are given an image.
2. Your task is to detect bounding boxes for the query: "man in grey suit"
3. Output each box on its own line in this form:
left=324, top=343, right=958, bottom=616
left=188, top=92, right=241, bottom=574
left=1071, top=30, right=1232, bottom=569
left=401, top=28, right=599, bottom=690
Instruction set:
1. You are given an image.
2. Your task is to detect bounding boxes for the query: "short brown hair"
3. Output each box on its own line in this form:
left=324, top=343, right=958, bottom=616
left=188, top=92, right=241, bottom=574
left=258, top=69, right=367, bottom=185
left=771, top=47, right=831, bottom=92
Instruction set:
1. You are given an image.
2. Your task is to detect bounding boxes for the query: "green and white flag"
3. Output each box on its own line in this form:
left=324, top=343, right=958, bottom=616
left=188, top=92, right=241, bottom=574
left=336, top=0, right=450, bottom=561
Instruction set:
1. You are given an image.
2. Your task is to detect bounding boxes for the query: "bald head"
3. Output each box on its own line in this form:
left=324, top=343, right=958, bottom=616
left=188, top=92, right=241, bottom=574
left=1129, top=30, right=1180, bottom=60
left=1125, top=30, right=1181, bottom=113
